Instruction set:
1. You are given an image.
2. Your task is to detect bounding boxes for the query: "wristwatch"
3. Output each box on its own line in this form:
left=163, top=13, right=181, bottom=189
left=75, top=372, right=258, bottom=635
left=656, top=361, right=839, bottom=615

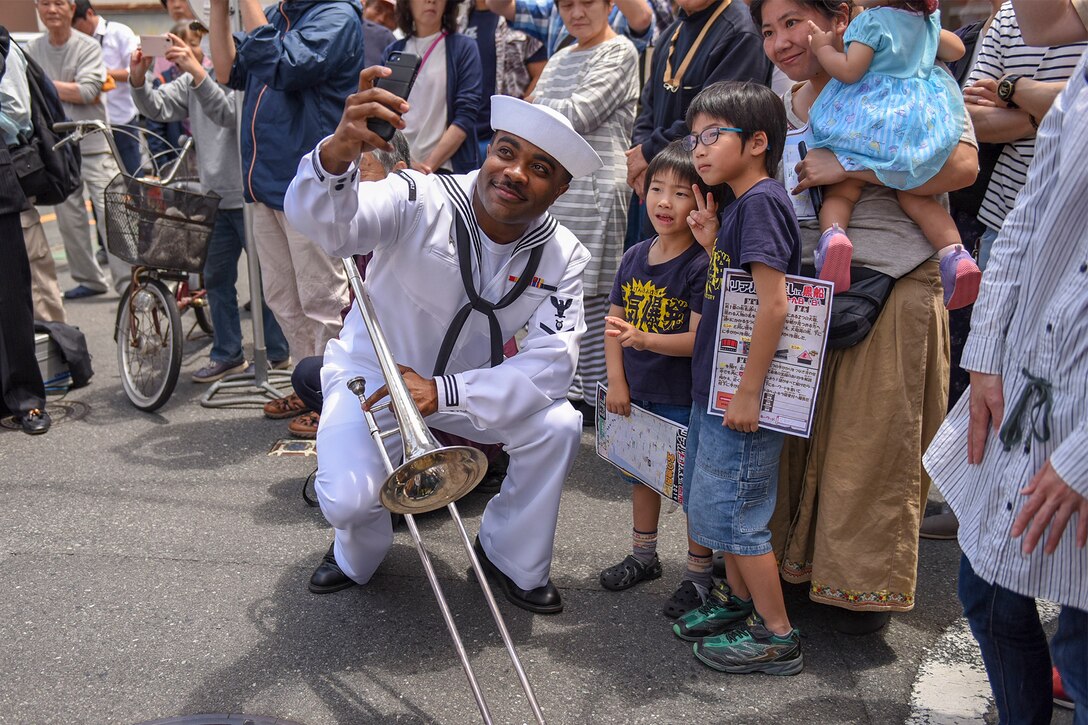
left=997, top=75, right=1022, bottom=109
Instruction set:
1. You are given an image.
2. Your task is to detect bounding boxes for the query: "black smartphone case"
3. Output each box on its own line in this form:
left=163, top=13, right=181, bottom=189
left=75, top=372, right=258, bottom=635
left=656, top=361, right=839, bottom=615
left=367, top=52, right=422, bottom=142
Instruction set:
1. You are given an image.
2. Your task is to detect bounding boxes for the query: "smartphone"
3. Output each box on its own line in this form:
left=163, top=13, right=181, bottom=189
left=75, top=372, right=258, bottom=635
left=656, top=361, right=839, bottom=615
left=366, top=52, right=422, bottom=142
left=139, top=34, right=172, bottom=57
left=797, top=141, right=823, bottom=213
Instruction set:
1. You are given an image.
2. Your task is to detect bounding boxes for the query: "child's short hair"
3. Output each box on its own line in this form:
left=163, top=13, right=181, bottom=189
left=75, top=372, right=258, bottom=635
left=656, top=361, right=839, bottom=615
left=644, top=139, right=706, bottom=197
left=685, top=81, right=787, bottom=177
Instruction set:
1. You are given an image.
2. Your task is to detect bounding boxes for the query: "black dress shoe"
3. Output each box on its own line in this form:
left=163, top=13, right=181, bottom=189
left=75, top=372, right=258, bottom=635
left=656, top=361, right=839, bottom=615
left=309, top=543, right=357, bottom=594
left=570, top=399, right=595, bottom=428
left=17, top=409, right=51, bottom=436
left=473, top=537, right=562, bottom=614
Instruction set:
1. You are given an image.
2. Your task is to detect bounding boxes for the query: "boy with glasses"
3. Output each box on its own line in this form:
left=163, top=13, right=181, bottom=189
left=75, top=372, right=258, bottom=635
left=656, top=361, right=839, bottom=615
left=674, top=80, right=803, bottom=675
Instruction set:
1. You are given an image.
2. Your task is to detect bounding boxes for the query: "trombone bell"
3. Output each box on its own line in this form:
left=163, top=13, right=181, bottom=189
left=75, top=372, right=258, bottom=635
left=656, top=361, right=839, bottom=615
left=382, top=446, right=488, bottom=514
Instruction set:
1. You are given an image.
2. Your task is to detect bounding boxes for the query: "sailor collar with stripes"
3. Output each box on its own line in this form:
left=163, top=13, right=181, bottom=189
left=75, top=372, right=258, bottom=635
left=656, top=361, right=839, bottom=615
left=431, top=171, right=560, bottom=265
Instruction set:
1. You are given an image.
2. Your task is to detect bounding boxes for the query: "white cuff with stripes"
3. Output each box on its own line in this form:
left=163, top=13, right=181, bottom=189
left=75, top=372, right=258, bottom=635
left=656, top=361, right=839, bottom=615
left=312, top=135, right=360, bottom=192
left=436, top=374, right=466, bottom=413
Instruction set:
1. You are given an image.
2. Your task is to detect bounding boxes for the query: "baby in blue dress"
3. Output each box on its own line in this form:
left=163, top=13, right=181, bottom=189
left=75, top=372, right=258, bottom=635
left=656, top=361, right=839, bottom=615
left=806, top=0, right=981, bottom=310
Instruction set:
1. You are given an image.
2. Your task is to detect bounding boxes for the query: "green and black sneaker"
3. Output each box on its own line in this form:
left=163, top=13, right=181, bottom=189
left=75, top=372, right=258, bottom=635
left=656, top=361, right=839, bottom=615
left=692, top=612, right=803, bottom=676
left=672, top=581, right=754, bottom=641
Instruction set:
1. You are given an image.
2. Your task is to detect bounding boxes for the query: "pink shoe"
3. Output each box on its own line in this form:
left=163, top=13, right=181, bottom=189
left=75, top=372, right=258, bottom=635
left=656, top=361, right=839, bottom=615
left=940, top=245, right=981, bottom=310
left=815, top=224, right=853, bottom=292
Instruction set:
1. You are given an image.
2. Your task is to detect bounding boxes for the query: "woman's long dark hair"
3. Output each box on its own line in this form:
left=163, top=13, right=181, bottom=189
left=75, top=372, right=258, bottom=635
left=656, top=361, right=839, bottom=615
left=748, top=0, right=854, bottom=27
left=396, top=0, right=462, bottom=36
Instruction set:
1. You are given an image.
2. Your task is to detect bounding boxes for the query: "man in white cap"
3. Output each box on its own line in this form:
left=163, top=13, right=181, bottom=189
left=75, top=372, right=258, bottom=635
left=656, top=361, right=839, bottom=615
left=284, top=67, right=602, bottom=613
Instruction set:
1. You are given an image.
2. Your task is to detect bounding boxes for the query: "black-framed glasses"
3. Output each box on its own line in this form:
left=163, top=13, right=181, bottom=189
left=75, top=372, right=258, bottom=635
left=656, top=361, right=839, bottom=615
left=682, top=126, right=744, bottom=152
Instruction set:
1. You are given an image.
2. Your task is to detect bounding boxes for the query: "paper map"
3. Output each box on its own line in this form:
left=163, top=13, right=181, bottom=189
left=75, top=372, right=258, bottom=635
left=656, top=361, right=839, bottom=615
left=595, top=383, right=687, bottom=504
left=708, top=271, right=832, bottom=438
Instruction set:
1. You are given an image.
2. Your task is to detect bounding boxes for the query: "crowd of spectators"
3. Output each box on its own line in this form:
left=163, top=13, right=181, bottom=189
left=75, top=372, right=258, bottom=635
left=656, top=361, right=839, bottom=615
left=1, top=0, right=1085, bottom=713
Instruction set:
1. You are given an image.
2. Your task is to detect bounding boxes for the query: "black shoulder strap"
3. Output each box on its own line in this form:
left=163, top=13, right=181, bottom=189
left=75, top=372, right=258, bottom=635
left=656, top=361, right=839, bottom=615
left=393, top=169, right=416, bottom=201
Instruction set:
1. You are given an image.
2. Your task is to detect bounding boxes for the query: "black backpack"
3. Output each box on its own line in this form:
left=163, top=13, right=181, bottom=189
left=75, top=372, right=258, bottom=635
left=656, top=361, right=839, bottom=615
left=2, top=29, right=82, bottom=206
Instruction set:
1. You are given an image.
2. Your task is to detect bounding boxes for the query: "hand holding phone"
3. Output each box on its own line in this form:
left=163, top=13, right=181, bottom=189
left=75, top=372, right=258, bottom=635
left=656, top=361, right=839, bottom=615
left=139, top=34, right=172, bottom=57
left=366, top=52, right=422, bottom=142
left=797, top=141, right=824, bottom=213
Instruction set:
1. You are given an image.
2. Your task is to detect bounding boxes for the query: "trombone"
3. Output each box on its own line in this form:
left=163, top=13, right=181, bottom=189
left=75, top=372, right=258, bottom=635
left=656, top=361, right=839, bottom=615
left=341, top=258, right=547, bottom=725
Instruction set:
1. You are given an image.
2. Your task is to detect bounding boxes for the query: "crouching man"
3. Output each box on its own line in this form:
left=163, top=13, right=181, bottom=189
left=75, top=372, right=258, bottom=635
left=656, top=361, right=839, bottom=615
left=284, top=67, right=602, bottom=613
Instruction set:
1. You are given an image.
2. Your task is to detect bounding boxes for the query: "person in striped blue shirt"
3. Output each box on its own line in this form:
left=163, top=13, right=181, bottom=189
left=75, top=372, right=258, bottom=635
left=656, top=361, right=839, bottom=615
left=924, top=4, right=1088, bottom=717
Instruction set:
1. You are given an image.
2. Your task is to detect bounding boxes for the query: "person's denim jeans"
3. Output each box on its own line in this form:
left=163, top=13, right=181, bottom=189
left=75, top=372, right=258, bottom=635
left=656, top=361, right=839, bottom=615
left=959, top=554, right=1087, bottom=724
left=111, top=126, right=143, bottom=177
left=976, top=226, right=999, bottom=272
left=204, top=208, right=290, bottom=363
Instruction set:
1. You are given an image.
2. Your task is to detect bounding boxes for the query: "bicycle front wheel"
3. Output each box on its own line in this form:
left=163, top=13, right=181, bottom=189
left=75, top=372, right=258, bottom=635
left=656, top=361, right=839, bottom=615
left=116, top=278, right=183, bottom=411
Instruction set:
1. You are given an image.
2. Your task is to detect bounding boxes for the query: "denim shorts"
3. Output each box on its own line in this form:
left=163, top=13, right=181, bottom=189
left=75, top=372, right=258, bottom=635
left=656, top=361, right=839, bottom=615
left=618, top=400, right=691, bottom=486
left=682, top=404, right=784, bottom=555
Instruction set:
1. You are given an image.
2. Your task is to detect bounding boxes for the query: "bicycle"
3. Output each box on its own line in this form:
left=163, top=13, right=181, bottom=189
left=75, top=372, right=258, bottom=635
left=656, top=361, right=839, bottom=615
left=53, top=120, right=221, bottom=412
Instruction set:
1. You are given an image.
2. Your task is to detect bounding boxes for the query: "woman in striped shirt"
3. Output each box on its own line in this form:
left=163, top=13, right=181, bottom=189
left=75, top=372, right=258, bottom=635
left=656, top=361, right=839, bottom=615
left=530, top=0, right=640, bottom=419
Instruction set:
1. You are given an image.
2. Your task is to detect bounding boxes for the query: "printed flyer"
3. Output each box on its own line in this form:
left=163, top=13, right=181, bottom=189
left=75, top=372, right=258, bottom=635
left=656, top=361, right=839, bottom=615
left=595, top=383, right=687, bottom=504
left=708, top=272, right=832, bottom=438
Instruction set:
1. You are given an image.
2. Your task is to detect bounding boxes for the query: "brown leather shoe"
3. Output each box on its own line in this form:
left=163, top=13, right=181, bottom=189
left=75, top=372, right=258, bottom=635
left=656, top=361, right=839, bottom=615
left=288, top=411, right=319, bottom=439
left=263, top=392, right=309, bottom=419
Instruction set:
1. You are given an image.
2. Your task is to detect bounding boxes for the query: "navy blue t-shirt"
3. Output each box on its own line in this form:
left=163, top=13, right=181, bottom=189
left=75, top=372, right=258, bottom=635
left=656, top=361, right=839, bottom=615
left=691, top=178, right=802, bottom=404
left=609, top=238, right=709, bottom=406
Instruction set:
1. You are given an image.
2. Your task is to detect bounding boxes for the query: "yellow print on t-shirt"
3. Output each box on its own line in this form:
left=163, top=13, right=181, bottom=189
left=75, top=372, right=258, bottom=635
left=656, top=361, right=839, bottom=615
left=704, top=249, right=731, bottom=299
left=621, top=278, right=690, bottom=333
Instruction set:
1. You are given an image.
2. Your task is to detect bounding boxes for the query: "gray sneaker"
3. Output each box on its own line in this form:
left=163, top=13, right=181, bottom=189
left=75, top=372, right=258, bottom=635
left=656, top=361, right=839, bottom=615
left=191, top=358, right=247, bottom=383
left=920, top=511, right=959, bottom=540
left=693, top=612, right=803, bottom=676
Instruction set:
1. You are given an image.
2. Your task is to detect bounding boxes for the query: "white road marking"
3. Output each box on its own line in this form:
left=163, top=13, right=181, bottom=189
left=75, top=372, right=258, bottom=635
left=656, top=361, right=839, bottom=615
left=908, top=601, right=1060, bottom=724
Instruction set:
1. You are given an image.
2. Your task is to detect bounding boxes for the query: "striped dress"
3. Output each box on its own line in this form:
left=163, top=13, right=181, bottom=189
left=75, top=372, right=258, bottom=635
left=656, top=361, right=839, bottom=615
left=924, top=49, right=1088, bottom=611
left=533, top=35, right=639, bottom=403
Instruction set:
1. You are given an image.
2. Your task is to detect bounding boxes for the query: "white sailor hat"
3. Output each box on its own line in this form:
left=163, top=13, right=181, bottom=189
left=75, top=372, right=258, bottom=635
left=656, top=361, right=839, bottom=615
left=490, top=95, right=603, bottom=179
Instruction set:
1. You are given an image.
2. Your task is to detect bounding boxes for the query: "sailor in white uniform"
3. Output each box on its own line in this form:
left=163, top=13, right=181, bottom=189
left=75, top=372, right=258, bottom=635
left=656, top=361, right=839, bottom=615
left=284, top=67, right=602, bottom=613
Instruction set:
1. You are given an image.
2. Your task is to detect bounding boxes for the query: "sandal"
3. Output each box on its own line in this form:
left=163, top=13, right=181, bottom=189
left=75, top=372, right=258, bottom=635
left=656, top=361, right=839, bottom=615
left=263, top=392, right=309, bottom=420
left=599, top=554, right=662, bottom=591
left=662, top=579, right=708, bottom=619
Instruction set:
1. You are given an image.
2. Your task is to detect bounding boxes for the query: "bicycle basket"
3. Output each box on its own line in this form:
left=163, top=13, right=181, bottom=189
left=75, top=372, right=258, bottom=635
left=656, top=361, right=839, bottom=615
left=104, top=174, right=220, bottom=273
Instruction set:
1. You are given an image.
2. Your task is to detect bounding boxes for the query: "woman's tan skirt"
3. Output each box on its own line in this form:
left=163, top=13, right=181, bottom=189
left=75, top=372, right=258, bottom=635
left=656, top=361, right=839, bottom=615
left=771, top=261, right=949, bottom=612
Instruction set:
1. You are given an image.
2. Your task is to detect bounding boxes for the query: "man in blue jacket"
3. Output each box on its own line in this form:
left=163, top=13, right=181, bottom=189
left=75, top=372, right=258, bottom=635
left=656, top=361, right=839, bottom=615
left=208, top=0, right=363, bottom=386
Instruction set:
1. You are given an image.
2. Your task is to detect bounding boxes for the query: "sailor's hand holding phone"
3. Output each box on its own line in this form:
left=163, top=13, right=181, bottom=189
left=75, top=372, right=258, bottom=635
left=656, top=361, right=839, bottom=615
left=320, top=57, right=421, bottom=175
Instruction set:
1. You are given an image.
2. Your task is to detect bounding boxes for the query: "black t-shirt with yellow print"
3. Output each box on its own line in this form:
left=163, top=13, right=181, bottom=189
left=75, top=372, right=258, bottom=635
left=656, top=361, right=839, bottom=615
left=609, top=237, right=709, bottom=406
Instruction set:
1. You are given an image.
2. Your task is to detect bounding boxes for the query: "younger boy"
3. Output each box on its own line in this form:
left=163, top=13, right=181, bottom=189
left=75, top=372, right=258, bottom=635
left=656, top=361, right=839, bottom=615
left=675, top=81, right=803, bottom=675
left=598, top=140, right=712, bottom=619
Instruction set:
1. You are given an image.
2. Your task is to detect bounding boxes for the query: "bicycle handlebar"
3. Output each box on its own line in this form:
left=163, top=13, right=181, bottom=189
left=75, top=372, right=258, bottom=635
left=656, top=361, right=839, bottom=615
left=51, top=120, right=199, bottom=186
left=157, top=136, right=195, bottom=185
left=52, top=119, right=111, bottom=154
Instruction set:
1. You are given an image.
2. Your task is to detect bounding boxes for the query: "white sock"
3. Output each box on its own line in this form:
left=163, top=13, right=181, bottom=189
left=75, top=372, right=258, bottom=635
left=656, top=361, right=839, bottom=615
left=937, top=244, right=964, bottom=260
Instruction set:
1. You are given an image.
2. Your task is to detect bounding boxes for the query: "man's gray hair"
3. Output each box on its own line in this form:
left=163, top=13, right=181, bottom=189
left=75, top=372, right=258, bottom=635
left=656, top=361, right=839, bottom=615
left=372, top=130, right=411, bottom=173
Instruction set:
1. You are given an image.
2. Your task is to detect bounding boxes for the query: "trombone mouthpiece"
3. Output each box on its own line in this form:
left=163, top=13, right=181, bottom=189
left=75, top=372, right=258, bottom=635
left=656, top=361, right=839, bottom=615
left=347, top=377, right=367, bottom=398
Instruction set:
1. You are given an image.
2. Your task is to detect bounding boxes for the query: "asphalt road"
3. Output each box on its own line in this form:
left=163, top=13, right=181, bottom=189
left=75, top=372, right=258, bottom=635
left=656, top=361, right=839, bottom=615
left=0, top=216, right=1073, bottom=725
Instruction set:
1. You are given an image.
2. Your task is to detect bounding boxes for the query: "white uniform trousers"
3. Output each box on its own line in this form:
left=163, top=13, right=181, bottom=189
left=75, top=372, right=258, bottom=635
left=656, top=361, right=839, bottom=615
left=316, top=352, right=582, bottom=591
